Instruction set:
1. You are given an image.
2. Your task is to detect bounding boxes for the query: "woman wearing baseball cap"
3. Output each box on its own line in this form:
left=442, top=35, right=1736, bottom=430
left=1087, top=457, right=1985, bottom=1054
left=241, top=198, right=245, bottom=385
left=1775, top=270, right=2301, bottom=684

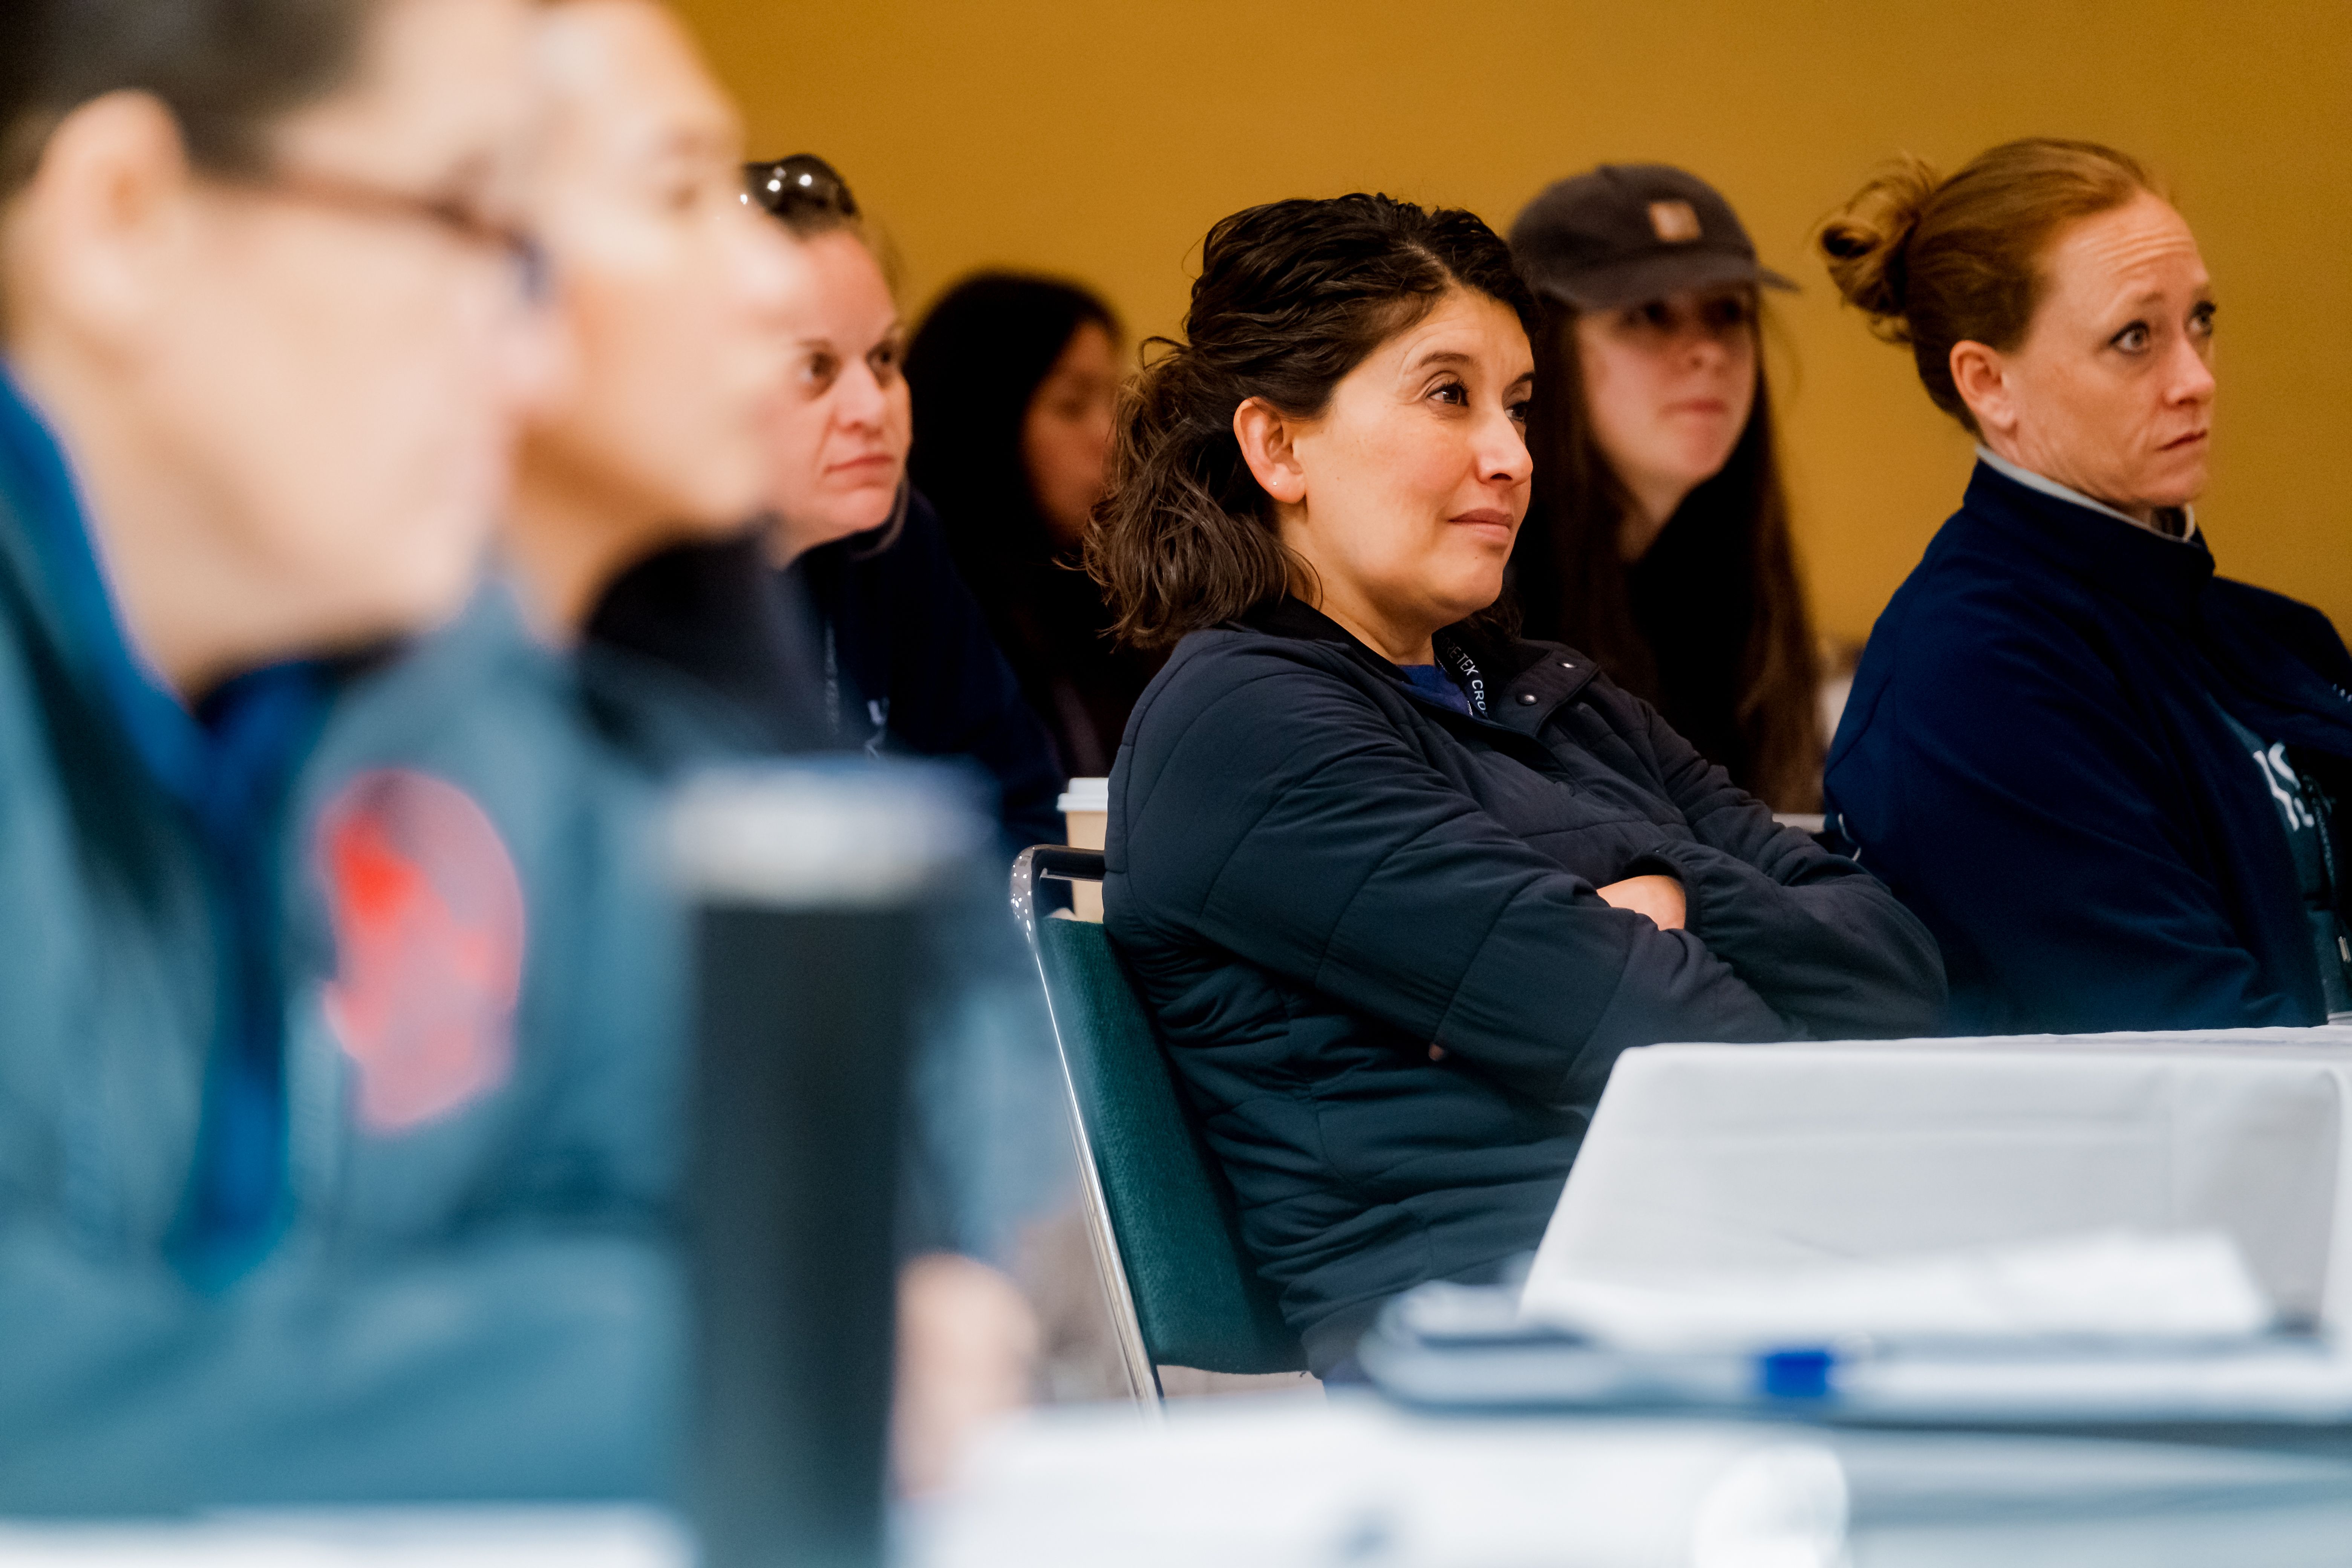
left=1509, top=165, right=1823, bottom=811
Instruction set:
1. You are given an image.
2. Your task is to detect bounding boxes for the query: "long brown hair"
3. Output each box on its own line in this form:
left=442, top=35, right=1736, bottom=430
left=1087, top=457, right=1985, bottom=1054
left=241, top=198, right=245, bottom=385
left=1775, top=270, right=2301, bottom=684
left=1516, top=302, right=1823, bottom=811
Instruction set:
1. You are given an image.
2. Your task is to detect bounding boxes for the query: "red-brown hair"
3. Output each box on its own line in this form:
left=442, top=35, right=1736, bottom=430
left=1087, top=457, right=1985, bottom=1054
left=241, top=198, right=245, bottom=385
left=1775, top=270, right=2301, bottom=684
left=1818, top=138, right=2157, bottom=433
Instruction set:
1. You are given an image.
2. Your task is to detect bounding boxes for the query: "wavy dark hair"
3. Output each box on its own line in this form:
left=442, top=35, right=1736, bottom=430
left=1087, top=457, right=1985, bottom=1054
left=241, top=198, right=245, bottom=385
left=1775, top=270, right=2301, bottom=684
left=1514, top=302, right=1823, bottom=810
left=1089, top=192, right=1537, bottom=648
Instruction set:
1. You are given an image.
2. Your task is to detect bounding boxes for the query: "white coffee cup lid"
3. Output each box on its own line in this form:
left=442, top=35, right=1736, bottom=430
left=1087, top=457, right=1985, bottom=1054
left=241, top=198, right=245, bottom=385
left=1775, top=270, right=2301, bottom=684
left=1056, top=776, right=1110, bottom=814
left=671, top=762, right=985, bottom=909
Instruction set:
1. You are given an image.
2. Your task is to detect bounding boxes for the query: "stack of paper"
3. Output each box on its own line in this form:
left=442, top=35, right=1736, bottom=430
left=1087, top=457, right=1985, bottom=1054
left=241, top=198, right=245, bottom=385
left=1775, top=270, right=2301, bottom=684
left=1519, top=1229, right=2275, bottom=1351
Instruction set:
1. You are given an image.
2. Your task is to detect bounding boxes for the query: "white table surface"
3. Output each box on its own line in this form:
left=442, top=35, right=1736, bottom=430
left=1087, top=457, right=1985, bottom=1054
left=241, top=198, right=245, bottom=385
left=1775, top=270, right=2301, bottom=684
left=909, top=1395, right=2352, bottom=1568
left=0, top=1507, right=688, bottom=1567
left=1534, top=1026, right=2352, bottom=1323
left=12, top=1400, right=2352, bottom=1568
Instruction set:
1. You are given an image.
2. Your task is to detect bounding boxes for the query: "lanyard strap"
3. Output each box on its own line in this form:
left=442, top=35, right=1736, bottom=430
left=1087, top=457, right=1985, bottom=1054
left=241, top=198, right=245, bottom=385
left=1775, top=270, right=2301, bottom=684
left=1437, top=637, right=1490, bottom=719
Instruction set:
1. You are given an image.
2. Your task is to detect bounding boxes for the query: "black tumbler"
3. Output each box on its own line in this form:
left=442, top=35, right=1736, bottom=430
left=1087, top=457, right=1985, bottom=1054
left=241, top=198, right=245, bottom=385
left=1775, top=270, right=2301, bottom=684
left=672, top=764, right=983, bottom=1568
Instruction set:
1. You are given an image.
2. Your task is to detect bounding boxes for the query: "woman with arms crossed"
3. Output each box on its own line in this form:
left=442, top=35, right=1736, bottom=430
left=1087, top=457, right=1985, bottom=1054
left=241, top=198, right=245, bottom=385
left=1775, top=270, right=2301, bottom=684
left=1819, top=139, right=2352, bottom=1034
left=1092, top=194, right=1943, bottom=1377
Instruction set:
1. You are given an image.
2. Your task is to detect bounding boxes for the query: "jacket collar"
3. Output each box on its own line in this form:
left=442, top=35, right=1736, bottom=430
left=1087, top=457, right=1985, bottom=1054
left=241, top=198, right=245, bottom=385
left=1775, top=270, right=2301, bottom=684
left=1956, top=458, right=2215, bottom=628
left=1974, top=445, right=2197, bottom=543
left=1234, top=595, right=1600, bottom=735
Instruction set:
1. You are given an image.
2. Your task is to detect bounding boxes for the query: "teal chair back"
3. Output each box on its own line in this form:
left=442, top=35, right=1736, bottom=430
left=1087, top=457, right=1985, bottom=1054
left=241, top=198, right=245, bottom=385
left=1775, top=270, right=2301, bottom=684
left=1012, top=847, right=1306, bottom=1396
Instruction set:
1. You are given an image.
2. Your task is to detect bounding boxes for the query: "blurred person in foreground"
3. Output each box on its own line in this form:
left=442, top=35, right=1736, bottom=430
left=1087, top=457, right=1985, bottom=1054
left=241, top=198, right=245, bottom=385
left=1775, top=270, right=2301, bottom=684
left=908, top=271, right=1156, bottom=779
left=1819, top=138, right=2352, bottom=1034
left=497, top=3, right=1051, bottom=1494
left=591, top=153, right=1066, bottom=848
left=1090, top=193, right=1944, bottom=1378
left=1508, top=165, right=1824, bottom=812
left=0, top=0, right=625, bottom=1508
left=265, top=0, right=806, bottom=1509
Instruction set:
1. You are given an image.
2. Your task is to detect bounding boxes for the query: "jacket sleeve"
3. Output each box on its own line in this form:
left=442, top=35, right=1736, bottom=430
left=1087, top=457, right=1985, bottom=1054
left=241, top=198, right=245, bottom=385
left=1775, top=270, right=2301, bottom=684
left=1829, top=606, right=2302, bottom=1032
left=1111, top=651, right=1795, bottom=1109
left=1620, top=699, right=1948, bottom=1040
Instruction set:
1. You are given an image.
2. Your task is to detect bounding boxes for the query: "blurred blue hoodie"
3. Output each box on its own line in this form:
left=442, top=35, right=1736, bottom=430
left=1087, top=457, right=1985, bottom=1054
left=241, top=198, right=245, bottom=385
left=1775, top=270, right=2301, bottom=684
left=0, top=370, right=683, bottom=1511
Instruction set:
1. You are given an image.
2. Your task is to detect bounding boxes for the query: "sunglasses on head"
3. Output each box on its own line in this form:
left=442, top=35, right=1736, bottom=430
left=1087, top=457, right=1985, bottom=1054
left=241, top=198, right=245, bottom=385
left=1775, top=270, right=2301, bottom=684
left=743, top=154, right=859, bottom=221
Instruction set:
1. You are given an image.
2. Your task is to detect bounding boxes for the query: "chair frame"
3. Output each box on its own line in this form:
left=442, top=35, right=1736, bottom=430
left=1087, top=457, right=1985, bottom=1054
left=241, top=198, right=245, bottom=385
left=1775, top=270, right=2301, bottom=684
left=1010, top=844, right=1166, bottom=1412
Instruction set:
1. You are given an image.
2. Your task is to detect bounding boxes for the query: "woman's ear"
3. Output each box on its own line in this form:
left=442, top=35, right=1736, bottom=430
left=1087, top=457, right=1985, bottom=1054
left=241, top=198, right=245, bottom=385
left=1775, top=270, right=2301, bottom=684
left=6, top=91, right=194, bottom=350
left=1233, top=397, right=1305, bottom=507
left=1949, top=340, right=2018, bottom=442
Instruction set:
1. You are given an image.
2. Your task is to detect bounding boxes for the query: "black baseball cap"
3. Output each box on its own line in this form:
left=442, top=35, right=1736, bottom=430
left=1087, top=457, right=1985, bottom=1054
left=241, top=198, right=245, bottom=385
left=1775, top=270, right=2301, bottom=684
left=1510, top=164, right=1795, bottom=311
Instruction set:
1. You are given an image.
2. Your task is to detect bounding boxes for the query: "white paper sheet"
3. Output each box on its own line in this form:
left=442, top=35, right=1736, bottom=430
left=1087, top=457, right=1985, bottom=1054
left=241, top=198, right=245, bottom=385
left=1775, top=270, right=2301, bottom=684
left=1531, top=1029, right=2352, bottom=1326
left=1521, top=1229, right=2274, bottom=1350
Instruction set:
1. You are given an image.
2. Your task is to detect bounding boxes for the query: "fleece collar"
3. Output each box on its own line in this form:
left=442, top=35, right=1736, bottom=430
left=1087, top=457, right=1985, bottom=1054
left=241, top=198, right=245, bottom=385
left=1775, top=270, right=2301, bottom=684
left=1956, top=458, right=2217, bottom=631
left=1974, top=444, right=2197, bottom=544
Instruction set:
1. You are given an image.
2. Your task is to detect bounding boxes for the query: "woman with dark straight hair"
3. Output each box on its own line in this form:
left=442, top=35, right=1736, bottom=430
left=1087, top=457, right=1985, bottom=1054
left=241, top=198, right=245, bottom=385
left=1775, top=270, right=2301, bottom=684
left=1510, top=165, right=1823, bottom=810
left=1093, top=192, right=1943, bottom=1376
left=908, top=271, right=1152, bottom=779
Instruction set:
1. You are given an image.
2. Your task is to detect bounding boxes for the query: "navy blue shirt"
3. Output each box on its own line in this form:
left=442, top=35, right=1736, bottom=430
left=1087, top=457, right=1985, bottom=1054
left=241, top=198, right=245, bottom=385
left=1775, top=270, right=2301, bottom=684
left=1396, top=662, right=1473, bottom=716
left=587, top=493, right=1067, bottom=850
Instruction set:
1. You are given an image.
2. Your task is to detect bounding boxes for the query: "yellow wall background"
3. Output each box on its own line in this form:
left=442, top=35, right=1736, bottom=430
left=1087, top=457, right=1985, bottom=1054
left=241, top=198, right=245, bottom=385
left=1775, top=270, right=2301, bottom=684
left=675, top=0, right=2350, bottom=645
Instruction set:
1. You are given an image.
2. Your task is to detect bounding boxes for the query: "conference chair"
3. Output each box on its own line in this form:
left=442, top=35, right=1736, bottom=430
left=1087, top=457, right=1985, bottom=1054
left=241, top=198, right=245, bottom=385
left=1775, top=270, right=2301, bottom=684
left=1010, top=846, right=1308, bottom=1407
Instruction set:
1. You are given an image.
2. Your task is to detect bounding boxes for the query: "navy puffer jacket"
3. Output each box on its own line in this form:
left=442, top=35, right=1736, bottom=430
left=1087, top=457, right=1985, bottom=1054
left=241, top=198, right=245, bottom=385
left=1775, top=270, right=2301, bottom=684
left=1105, top=598, right=1944, bottom=1370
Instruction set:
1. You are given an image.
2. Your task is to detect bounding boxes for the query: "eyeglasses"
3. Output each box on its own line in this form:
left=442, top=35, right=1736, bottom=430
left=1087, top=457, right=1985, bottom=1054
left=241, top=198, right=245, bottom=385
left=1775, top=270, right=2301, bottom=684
left=742, top=154, right=859, bottom=222
left=227, top=166, right=550, bottom=304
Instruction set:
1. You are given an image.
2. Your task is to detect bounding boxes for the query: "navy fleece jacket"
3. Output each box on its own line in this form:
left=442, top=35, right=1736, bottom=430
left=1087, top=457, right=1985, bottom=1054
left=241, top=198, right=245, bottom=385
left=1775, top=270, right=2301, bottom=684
left=1826, top=459, right=2352, bottom=1035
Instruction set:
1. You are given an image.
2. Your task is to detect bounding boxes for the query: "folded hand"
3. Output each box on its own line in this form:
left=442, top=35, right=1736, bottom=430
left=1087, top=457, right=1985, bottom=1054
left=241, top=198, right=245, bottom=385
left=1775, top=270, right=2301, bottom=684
left=1596, top=873, right=1686, bottom=931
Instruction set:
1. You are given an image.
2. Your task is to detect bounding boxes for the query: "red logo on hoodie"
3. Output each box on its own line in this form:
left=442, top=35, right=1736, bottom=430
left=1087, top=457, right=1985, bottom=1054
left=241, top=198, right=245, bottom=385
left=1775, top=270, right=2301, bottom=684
left=316, top=769, right=525, bottom=1134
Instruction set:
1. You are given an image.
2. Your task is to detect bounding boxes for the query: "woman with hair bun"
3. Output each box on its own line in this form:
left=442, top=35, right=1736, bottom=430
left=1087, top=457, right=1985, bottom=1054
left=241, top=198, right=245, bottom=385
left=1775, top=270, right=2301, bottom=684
left=1819, top=138, right=2352, bottom=1035
left=1095, top=193, right=1943, bottom=1376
